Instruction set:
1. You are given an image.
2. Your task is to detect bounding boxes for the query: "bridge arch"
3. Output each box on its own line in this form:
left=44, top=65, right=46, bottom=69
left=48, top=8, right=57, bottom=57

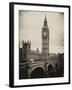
left=31, top=67, right=45, bottom=78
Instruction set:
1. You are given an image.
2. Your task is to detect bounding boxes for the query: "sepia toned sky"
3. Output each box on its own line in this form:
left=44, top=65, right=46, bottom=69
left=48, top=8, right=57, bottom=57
left=19, top=10, right=64, bottom=53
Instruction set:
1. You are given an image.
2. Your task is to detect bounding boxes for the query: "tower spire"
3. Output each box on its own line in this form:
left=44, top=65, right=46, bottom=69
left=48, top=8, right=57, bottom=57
left=44, top=15, right=47, bottom=26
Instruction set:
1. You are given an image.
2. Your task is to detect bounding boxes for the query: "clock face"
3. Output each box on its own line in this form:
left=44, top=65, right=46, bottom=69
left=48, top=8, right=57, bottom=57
left=43, top=32, right=46, bottom=36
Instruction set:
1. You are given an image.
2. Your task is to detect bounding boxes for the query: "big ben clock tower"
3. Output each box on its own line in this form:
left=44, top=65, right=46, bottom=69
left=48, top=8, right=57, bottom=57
left=42, top=16, right=49, bottom=60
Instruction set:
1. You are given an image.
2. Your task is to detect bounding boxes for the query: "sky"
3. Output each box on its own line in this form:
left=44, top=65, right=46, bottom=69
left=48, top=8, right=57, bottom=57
left=19, top=10, right=64, bottom=53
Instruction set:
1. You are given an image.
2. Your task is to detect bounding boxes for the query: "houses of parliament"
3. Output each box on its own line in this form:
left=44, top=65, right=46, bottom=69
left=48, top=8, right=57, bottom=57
left=19, top=16, right=64, bottom=79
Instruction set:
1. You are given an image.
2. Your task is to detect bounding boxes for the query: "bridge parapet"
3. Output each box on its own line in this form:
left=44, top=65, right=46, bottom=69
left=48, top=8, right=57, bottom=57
left=27, top=61, right=45, bottom=67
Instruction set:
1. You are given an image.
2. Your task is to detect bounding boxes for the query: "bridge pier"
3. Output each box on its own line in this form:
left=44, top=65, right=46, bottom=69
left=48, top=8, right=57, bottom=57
left=27, top=68, right=32, bottom=79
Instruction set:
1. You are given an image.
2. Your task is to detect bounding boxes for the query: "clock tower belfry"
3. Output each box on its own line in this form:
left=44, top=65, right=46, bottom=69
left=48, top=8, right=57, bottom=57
left=42, top=16, right=49, bottom=60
